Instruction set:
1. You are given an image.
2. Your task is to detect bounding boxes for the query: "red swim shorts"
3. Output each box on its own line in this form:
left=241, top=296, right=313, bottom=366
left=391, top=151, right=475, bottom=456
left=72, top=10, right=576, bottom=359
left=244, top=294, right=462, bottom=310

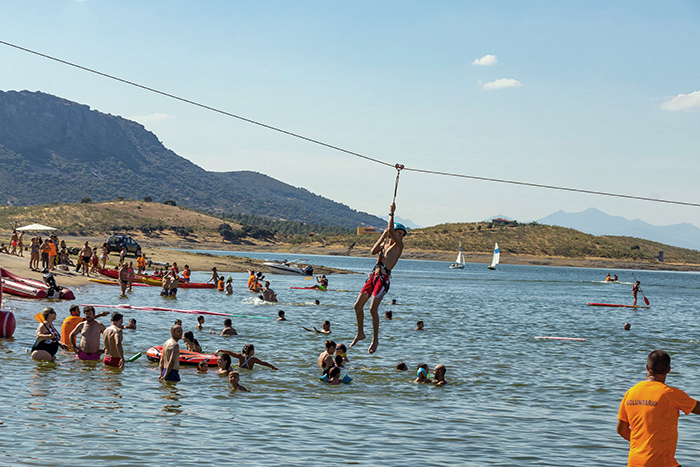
left=103, top=356, right=122, bottom=367
left=360, top=272, right=390, bottom=300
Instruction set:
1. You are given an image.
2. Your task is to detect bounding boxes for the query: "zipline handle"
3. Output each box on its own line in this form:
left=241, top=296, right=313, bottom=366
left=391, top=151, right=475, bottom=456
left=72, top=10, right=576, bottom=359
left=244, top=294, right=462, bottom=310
left=392, top=163, right=405, bottom=206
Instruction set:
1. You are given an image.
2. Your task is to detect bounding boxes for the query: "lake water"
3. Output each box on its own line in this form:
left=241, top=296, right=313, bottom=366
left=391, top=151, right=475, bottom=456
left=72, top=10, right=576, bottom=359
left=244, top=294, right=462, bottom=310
left=2, top=251, right=699, bottom=466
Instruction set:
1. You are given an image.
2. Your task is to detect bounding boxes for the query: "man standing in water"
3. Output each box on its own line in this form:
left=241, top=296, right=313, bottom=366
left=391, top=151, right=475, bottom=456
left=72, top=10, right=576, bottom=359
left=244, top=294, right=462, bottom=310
left=70, top=306, right=106, bottom=360
left=103, top=312, right=125, bottom=369
left=350, top=203, right=405, bottom=354
left=159, top=325, right=182, bottom=382
left=617, top=349, right=700, bottom=466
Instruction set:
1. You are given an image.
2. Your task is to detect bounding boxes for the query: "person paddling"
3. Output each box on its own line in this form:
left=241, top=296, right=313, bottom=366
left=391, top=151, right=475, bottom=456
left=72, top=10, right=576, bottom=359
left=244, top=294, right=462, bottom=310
left=632, top=281, right=641, bottom=307
left=350, top=202, right=406, bottom=354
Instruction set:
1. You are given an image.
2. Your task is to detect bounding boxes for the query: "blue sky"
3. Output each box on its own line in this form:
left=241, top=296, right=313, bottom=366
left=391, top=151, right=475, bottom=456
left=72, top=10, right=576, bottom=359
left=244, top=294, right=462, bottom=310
left=1, top=1, right=699, bottom=228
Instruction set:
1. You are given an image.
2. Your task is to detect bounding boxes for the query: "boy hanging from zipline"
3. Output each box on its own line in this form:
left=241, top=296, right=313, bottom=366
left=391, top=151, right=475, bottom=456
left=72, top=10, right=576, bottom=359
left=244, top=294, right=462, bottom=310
left=350, top=165, right=406, bottom=354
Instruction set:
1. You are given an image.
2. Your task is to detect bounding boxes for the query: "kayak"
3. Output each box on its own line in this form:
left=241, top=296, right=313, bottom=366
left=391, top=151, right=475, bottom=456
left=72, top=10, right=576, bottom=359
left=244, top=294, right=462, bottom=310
left=0, top=267, right=75, bottom=300
left=146, top=346, right=219, bottom=366
left=88, top=278, right=151, bottom=287
left=587, top=303, right=650, bottom=309
left=97, top=268, right=160, bottom=281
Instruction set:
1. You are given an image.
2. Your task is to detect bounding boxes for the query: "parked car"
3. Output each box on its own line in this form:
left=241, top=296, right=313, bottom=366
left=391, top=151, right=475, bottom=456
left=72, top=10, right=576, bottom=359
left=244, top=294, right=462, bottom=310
left=106, top=234, right=142, bottom=257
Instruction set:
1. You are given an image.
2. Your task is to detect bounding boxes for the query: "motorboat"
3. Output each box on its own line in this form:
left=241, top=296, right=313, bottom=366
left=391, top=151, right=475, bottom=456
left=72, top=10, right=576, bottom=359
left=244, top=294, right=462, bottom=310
left=263, top=260, right=314, bottom=276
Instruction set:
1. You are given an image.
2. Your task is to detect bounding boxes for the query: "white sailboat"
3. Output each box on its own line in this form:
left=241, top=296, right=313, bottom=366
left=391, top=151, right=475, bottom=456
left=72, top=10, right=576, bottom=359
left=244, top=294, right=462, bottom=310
left=487, top=242, right=500, bottom=270
left=449, top=242, right=465, bottom=269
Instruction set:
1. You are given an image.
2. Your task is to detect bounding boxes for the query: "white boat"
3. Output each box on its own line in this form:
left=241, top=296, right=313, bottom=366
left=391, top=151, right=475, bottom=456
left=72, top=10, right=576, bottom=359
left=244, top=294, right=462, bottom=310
left=263, top=260, right=314, bottom=276
left=487, top=242, right=500, bottom=270
left=449, top=242, right=465, bottom=269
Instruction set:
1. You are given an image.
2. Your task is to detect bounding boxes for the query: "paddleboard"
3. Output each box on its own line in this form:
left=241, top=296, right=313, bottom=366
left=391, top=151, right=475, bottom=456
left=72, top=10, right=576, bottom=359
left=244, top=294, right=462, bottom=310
left=587, top=303, right=650, bottom=309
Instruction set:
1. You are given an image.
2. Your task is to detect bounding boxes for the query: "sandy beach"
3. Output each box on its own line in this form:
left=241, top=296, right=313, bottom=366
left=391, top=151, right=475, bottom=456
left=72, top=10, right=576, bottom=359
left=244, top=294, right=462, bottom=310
left=0, top=244, right=354, bottom=289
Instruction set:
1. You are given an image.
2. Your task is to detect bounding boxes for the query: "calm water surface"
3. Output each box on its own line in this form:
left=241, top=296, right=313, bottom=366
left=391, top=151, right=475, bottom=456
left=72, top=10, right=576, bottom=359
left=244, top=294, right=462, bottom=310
left=1, top=252, right=699, bottom=466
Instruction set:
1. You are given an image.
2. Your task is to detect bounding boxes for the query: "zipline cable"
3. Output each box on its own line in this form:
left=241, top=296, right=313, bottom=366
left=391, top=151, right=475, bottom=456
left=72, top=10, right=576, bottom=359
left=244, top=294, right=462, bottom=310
left=1, top=39, right=698, bottom=209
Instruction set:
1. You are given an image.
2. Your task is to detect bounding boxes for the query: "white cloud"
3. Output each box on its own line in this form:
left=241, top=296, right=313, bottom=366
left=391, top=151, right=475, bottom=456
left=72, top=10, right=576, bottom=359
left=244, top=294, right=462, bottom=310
left=659, top=91, right=700, bottom=112
left=482, top=78, right=522, bottom=90
left=472, top=54, right=498, bottom=66
left=128, top=113, right=173, bottom=125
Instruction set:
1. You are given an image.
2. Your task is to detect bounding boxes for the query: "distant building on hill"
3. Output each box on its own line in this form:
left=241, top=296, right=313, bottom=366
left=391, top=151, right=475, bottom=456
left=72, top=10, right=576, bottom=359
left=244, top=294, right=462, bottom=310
left=357, top=226, right=381, bottom=235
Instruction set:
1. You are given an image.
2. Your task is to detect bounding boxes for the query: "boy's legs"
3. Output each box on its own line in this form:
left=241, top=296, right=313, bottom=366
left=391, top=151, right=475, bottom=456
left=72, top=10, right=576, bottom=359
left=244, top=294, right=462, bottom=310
left=350, top=292, right=371, bottom=348
left=367, top=295, right=382, bottom=354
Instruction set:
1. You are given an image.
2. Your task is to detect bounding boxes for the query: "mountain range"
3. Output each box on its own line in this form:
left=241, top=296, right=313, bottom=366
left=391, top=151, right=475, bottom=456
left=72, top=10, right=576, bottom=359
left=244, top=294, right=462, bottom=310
left=538, top=208, right=700, bottom=250
left=0, top=90, right=384, bottom=230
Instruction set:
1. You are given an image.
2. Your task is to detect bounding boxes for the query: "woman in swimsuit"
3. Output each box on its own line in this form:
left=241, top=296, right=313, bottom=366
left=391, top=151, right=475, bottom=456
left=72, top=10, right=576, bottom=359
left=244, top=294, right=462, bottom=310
left=183, top=331, right=202, bottom=353
left=100, top=243, right=109, bottom=269
left=216, top=353, right=234, bottom=375
left=31, top=307, right=68, bottom=361
left=216, top=344, right=278, bottom=370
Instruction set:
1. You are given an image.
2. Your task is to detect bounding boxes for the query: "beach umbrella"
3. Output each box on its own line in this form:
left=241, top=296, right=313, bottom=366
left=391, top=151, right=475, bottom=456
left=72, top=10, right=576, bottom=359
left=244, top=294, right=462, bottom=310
left=15, top=223, right=57, bottom=231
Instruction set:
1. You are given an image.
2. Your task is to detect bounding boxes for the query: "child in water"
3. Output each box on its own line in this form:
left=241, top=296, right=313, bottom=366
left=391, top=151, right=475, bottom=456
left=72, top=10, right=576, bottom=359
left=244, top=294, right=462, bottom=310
left=228, top=371, right=248, bottom=392
left=351, top=202, right=406, bottom=354
left=327, top=366, right=342, bottom=385
left=197, top=361, right=208, bottom=373
left=216, top=344, right=278, bottom=370
left=414, top=363, right=430, bottom=383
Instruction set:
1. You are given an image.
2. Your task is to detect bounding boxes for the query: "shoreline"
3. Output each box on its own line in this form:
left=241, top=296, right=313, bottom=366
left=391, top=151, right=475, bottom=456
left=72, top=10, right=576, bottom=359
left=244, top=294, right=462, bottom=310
left=2, top=237, right=698, bottom=290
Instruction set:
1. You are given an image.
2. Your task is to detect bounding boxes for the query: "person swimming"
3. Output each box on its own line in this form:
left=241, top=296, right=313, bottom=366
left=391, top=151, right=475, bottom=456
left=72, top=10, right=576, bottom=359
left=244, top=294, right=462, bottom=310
left=228, top=371, right=248, bottom=392
left=303, top=320, right=331, bottom=334
left=216, top=344, right=278, bottom=370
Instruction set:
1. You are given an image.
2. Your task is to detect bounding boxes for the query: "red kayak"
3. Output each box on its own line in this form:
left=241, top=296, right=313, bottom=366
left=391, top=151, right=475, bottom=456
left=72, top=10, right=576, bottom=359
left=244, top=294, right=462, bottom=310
left=587, top=303, right=650, bottom=309
left=0, top=267, right=75, bottom=300
left=98, top=268, right=161, bottom=281
left=146, top=345, right=219, bottom=366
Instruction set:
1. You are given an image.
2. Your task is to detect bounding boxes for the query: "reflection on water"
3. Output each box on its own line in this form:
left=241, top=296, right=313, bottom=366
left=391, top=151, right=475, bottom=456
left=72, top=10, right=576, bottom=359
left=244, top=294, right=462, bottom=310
left=1, top=256, right=699, bottom=465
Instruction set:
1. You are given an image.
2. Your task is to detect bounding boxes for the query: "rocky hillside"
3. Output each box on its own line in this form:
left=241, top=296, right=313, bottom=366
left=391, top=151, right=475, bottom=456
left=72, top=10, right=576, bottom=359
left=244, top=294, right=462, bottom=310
left=0, top=90, right=384, bottom=229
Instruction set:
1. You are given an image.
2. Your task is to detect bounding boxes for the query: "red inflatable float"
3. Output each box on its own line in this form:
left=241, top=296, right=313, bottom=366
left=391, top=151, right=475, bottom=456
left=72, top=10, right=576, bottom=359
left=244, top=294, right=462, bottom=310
left=0, top=311, right=15, bottom=338
left=0, top=280, right=16, bottom=337
left=146, top=346, right=219, bottom=366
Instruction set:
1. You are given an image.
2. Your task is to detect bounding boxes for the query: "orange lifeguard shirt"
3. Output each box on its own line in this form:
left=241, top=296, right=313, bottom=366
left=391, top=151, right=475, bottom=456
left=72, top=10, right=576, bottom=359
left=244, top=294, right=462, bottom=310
left=618, top=380, right=697, bottom=467
left=48, top=242, right=57, bottom=256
